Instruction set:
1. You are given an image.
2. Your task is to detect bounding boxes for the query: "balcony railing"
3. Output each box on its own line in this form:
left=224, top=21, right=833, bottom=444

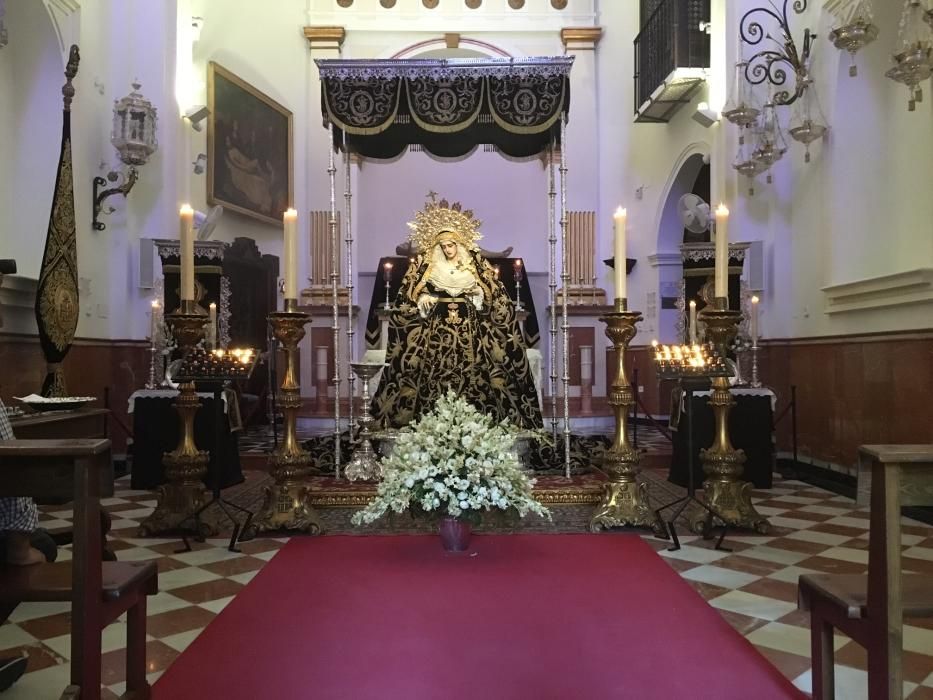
left=633, top=0, right=711, bottom=123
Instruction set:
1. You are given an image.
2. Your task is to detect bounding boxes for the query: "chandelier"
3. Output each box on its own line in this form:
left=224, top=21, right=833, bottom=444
left=886, top=0, right=933, bottom=111
left=828, top=0, right=880, bottom=77
left=740, top=0, right=813, bottom=106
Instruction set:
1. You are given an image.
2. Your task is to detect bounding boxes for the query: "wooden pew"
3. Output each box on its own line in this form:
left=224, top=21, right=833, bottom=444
left=0, top=439, right=158, bottom=700
left=798, top=445, right=933, bottom=700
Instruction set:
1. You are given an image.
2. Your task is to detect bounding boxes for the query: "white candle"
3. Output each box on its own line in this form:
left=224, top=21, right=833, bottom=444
left=150, top=299, right=160, bottom=341
left=208, top=302, right=217, bottom=349
left=750, top=295, right=759, bottom=345
left=714, top=203, right=729, bottom=300
left=283, top=208, right=298, bottom=300
left=179, top=204, right=195, bottom=301
left=689, top=300, right=697, bottom=344
left=613, top=207, right=627, bottom=301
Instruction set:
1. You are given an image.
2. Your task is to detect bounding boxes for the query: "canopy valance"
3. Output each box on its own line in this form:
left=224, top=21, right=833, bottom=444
left=315, top=57, right=573, bottom=159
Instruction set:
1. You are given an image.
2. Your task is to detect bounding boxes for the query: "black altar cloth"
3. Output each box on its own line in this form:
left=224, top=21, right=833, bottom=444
left=130, top=395, right=242, bottom=491
left=365, top=255, right=540, bottom=349
left=669, top=390, right=775, bottom=490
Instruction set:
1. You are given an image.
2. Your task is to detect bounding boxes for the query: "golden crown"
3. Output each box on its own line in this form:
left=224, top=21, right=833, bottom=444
left=407, top=194, right=483, bottom=253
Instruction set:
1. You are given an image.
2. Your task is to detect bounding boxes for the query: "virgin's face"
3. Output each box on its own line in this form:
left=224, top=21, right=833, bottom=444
left=440, top=240, right=458, bottom=260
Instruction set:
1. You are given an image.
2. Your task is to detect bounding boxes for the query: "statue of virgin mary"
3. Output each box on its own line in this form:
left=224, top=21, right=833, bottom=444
left=371, top=197, right=542, bottom=430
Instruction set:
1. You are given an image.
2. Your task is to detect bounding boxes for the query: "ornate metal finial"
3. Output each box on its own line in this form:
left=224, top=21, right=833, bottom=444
left=62, top=44, right=80, bottom=111
left=407, top=195, right=483, bottom=253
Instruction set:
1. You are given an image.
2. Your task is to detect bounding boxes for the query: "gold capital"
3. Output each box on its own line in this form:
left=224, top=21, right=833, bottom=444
left=560, top=27, right=603, bottom=50
left=304, top=26, right=346, bottom=50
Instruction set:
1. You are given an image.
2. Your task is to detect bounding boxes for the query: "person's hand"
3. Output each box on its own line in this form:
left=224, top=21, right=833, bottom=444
left=471, top=286, right=484, bottom=311
left=417, top=294, right=436, bottom=317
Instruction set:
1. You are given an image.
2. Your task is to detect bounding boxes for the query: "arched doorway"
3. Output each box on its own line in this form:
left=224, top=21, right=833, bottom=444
left=651, top=147, right=711, bottom=346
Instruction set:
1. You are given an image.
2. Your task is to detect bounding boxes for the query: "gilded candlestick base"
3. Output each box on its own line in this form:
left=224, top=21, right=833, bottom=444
left=252, top=450, right=322, bottom=534
left=251, top=309, right=322, bottom=534
left=139, top=310, right=211, bottom=537
left=589, top=306, right=665, bottom=536
left=590, top=446, right=666, bottom=536
left=690, top=308, right=770, bottom=535
left=139, top=448, right=212, bottom=537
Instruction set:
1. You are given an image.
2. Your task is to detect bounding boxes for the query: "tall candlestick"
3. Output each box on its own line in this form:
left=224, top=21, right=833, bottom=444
left=689, top=300, right=697, bottom=344
left=514, top=259, right=523, bottom=309
left=283, top=208, right=298, bottom=300
left=150, top=299, right=160, bottom=341
left=613, top=207, right=627, bottom=301
left=179, top=204, right=195, bottom=301
left=714, top=203, right=729, bottom=300
left=384, top=262, right=393, bottom=309
left=208, top=302, right=217, bottom=349
left=750, top=295, right=759, bottom=344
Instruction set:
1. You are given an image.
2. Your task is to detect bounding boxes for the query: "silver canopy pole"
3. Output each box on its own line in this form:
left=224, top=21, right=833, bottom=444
left=547, top=143, right=558, bottom=442
left=344, top=136, right=355, bottom=441
left=328, top=122, right=341, bottom=476
left=560, top=115, right=570, bottom=478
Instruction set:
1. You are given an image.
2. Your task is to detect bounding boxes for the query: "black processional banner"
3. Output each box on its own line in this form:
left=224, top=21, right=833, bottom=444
left=316, top=58, right=573, bottom=159
left=35, top=46, right=81, bottom=397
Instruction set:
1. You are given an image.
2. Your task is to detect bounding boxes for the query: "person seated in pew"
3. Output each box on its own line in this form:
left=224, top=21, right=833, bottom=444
left=0, top=399, right=46, bottom=566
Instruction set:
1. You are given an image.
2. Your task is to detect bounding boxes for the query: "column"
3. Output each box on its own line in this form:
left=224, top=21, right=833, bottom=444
left=303, top=25, right=345, bottom=393
left=560, top=27, right=603, bottom=289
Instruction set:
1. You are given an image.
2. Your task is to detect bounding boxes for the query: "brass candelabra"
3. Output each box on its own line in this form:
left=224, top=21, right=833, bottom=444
left=252, top=300, right=322, bottom=534
left=589, top=299, right=665, bottom=536
left=691, top=300, right=770, bottom=534
left=139, top=300, right=211, bottom=536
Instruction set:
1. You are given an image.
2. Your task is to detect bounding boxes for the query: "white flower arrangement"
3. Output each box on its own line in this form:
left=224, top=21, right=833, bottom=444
left=351, top=390, right=551, bottom=526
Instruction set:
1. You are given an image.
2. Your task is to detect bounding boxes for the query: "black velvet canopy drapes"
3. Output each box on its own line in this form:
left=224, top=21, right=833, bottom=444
left=315, top=57, right=573, bottom=159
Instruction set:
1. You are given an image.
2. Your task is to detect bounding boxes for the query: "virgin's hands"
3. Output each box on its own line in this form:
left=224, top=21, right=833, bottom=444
left=417, top=294, right=437, bottom=317
left=471, top=285, right=484, bottom=311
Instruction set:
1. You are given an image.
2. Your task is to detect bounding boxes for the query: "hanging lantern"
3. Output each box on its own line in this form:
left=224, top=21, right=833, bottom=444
left=111, top=80, right=158, bottom=166
left=751, top=100, right=787, bottom=183
left=722, top=61, right=761, bottom=144
left=93, top=80, right=159, bottom=231
left=828, top=0, right=880, bottom=77
left=788, top=76, right=829, bottom=163
left=733, top=136, right=767, bottom=197
left=885, top=0, right=933, bottom=111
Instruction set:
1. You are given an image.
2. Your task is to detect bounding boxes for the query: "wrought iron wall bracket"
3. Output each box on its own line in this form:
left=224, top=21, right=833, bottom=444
left=92, top=166, right=138, bottom=231
left=740, top=0, right=813, bottom=105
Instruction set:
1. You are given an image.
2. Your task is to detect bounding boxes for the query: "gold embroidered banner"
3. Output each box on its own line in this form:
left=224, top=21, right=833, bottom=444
left=35, top=46, right=80, bottom=397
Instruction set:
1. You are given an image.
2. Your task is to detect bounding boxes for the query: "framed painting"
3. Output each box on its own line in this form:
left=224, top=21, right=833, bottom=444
left=207, top=62, right=293, bottom=225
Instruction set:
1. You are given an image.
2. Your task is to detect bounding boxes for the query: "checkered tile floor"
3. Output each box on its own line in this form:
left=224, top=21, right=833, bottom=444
left=2, top=475, right=933, bottom=699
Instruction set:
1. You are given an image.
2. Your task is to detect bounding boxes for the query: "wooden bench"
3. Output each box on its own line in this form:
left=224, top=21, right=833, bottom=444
left=0, top=439, right=158, bottom=700
left=798, top=445, right=933, bottom=700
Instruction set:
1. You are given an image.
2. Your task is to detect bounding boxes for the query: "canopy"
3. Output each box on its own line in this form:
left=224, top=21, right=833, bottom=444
left=316, top=57, right=573, bottom=159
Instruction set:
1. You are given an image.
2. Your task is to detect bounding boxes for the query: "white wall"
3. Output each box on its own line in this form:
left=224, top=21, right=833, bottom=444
left=6, top=0, right=926, bottom=349
left=624, top=0, right=933, bottom=342
left=187, top=0, right=311, bottom=284
left=0, top=0, right=179, bottom=339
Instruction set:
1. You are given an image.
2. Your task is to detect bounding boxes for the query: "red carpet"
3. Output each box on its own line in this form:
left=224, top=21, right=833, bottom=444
left=154, top=535, right=803, bottom=700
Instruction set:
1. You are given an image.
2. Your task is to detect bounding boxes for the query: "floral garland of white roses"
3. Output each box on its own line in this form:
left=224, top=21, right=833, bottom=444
left=351, top=390, right=551, bottom=525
